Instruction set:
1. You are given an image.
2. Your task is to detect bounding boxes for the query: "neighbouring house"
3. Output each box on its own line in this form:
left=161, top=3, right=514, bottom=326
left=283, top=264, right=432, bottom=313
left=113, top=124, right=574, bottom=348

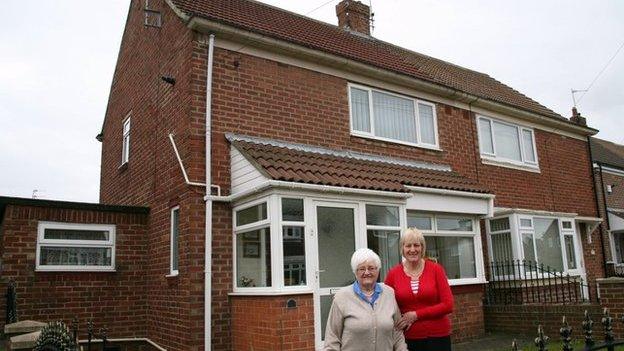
left=590, top=135, right=624, bottom=276
left=0, top=0, right=607, bottom=350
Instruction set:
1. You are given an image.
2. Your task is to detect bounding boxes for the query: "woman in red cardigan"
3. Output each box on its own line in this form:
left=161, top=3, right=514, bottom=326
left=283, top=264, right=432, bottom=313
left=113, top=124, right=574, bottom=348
left=384, top=228, right=454, bottom=351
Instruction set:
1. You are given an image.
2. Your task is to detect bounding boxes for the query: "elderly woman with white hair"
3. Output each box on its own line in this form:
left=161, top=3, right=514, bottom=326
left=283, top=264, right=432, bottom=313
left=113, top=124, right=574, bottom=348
left=323, top=248, right=407, bottom=351
left=385, top=228, right=454, bottom=351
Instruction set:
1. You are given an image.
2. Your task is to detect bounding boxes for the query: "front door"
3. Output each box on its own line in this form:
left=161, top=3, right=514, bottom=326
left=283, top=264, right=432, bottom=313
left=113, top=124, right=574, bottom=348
left=312, top=201, right=358, bottom=349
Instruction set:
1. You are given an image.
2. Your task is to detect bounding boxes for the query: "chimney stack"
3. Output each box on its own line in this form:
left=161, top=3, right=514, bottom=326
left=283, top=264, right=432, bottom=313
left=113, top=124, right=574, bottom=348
left=569, top=107, right=587, bottom=126
left=336, top=0, right=371, bottom=35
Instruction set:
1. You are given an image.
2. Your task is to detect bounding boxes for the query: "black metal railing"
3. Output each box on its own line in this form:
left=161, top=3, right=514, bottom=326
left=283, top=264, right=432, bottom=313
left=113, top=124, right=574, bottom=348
left=511, top=308, right=624, bottom=351
left=606, top=263, right=624, bottom=278
left=486, top=260, right=592, bottom=305
left=33, top=318, right=111, bottom=351
left=6, top=279, right=17, bottom=324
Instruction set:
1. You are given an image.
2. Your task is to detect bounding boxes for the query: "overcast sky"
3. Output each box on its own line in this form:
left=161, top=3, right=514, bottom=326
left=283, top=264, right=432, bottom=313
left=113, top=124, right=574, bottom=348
left=1, top=0, right=622, bottom=203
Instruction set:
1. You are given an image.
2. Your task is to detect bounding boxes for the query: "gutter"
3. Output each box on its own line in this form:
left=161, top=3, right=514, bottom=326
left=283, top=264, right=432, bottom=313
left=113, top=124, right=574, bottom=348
left=205, top=180, right=412, bottom=203
left=182, top=16, right=597, bottom=138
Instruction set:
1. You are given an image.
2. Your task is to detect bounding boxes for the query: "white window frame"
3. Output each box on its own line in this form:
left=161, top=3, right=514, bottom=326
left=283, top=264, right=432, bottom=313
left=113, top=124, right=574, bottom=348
left=348, top=83, right=440, bottom=150
left=169, top=206, right=180, bottom=276
left=121, top=115, right=131, bottom=165
left=279, top=197, right=308, bottom=290
left=407, top=212, right=484, bottom=285
left=476, top=114, right=539, bottom=170
left=486, top=214, right=583, bottom=276
left=36, top=221, right=116, bottom=272
left=233, top=197, right=274, bottom=293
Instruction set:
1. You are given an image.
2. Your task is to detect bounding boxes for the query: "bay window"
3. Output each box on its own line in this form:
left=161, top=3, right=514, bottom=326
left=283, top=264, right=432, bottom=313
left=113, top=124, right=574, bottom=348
left=407, top=212, right=479, bottom=281
left=349, top=84, right=438, bottom=149
left=477, top=115, right=538, bottom=168
left=487, top=215, right=582, bottom=274
left=282, top=198, right=306, bottom=286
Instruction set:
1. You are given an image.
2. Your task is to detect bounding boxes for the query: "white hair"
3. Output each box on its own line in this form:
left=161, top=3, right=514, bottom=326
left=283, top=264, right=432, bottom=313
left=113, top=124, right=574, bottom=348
left=350, top=248, right=381, bottom=274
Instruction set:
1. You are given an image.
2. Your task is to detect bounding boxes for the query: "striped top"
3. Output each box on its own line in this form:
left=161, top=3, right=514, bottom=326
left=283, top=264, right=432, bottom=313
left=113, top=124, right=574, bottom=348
left=411, top=279, right=419, bottom=294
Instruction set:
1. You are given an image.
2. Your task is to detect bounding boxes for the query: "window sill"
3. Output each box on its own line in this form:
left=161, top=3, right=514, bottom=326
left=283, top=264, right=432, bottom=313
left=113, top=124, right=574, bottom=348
left=118, top=162, right=128, bottom=172
left=351, top=132, right=442, bottom=152
left=449, top=278, right=487, bottom=286
left=166, top=272, right=179, bottom=278
left=36, top=268, right=116, bottom=273
left=481, top=157, right=540, bottom=173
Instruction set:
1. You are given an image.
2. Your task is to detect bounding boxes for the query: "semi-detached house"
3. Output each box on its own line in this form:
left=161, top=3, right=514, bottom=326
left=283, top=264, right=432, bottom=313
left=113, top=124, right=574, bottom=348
left=0, top=0, right=606, bottom=350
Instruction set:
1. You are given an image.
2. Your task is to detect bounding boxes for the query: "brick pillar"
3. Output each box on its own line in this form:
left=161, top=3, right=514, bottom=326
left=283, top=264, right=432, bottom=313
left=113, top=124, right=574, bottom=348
left=597, top=277, right=624, bottom=337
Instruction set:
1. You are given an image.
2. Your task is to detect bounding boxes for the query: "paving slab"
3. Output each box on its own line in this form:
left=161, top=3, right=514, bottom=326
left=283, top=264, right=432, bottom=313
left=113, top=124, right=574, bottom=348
left=4, top=320, right=46, bottom=335
left=9, top=330, right=41, bottom=350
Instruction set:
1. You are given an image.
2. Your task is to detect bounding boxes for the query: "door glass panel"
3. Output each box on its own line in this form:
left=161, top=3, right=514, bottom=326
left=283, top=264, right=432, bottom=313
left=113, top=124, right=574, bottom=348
left=320, top=295, right=334, bottom=340
left=317, top=206, right=356, bottom=288
left=367, top=230, right=400, bottom=281
left=564, top=235, right=577, bottom=269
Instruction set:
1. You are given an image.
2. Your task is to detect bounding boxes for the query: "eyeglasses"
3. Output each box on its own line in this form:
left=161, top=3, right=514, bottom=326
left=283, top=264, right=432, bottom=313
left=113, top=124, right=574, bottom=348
left=356, top=266, right=378, bottom=274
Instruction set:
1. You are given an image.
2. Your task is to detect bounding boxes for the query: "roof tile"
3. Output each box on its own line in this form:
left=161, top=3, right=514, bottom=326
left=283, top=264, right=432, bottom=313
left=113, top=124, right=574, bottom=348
left=171, top=0, right=568, bottom=121
left=232, top=139, right=490, bottom=194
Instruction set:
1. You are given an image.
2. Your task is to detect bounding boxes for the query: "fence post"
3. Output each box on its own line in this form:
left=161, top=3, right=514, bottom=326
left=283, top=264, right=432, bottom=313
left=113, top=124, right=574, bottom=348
left=601, top=308, right=615, bottom=351
left=583, top=310, right=595, bottom=349
left=101, top=327, right=108, bottom=351
left=5, top=280, right=17, bottom=324
left=534, top=325, right=548, bottom=351
left=87, top=320, right=93, bottom=351
left=560, top=316, right=573, bottom=351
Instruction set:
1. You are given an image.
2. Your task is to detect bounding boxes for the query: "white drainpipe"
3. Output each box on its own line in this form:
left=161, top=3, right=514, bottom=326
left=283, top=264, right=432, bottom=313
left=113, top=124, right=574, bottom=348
left=205, top=33, right=215, bottom=351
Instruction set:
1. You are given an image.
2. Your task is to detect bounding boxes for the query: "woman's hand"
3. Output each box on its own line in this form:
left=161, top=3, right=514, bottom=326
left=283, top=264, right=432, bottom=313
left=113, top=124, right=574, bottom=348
left=395, top=311, right=417, bottom=330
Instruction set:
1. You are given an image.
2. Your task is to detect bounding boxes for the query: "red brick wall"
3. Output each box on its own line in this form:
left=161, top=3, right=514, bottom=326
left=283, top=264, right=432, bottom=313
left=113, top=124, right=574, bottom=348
left=450, top=285, right=485, bottom=342
left=98, top=1, right=211, bottom=350
left=0, top=204, right=148, bottom=339
left=602, top=171, right=624, bottom=209
left=484, top=303, right=603, bottom=338
left=231, top=294, right=315, bottom=350
left=598, top=277, right=624, bottom=336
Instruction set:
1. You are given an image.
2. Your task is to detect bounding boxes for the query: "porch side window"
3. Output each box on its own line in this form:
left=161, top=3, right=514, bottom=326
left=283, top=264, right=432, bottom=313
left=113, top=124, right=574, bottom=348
left=488, top=217, right=513, bottom=263
left=235, top=201, right=271, bottom=288
left=408, top=212, right=478, bottom=280
left=365, top=205, right=400, bottom=281
left=37, top=222, right=115, bottom=271
left=349, top=84, right=438, bottom=149
left=282, top=198, right=306, bottom=286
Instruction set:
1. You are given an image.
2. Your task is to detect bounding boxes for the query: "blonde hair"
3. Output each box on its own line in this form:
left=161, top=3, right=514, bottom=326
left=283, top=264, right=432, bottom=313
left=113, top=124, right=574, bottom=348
left=400, top=227, right=426, bottom=258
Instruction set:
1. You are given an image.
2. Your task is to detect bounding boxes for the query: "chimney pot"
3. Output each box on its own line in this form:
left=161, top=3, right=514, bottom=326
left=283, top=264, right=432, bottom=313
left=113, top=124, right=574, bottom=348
left=336, top=0, right=371, bottom=35
left=569, top=107, right=587, bottom=126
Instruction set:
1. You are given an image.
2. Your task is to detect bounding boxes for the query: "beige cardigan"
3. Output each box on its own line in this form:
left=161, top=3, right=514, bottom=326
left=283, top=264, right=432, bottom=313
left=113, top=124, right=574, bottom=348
left=323, top=284, right=408, bottom=351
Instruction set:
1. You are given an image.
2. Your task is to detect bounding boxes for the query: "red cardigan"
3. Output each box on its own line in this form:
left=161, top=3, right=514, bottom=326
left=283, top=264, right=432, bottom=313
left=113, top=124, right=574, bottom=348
left=384, top=260, right=454, bottom=339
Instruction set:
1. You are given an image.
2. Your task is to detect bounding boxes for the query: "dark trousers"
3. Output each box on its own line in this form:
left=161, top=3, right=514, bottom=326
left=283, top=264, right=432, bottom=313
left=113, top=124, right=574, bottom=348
left=406, top=336, right=452, bottom=351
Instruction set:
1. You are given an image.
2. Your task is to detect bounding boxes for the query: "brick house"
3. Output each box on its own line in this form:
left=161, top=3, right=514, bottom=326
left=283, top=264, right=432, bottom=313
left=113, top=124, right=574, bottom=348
left=0, top=0, right=606, bottom=350
left=590, top=136, right=624, bottom=276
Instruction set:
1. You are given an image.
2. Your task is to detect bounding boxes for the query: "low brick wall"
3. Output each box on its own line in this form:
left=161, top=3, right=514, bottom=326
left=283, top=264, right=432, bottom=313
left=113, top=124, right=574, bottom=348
left=231, top=294, right=316, bottom=351
left=450, top=285, right=485, bottom=343
left=598, top=277, right=624, bottom=337
left=484, top=303, right=603, bottom=339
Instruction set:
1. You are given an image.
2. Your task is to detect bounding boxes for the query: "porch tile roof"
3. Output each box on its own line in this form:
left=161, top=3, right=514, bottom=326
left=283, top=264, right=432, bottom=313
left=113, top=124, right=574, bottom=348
left=170, top=0, right=569, bottom=122
left=591, top=137, right=624, bottom=170
left=231, top=137, right=490, bottom=194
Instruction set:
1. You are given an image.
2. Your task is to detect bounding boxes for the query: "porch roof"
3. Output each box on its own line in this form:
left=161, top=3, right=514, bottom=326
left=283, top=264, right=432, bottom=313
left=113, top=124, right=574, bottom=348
left=229, top=134, right=489, bottom=194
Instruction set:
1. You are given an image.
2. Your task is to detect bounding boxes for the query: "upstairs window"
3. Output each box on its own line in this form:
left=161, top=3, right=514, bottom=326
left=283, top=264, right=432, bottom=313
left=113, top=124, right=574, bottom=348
left=121, top=115, right=131, bottom=165
left=349, top=84, right=438, bottom=148
left=37, top=222, right=115, bottom=271
left=477, top=115, right=538, bottom=168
